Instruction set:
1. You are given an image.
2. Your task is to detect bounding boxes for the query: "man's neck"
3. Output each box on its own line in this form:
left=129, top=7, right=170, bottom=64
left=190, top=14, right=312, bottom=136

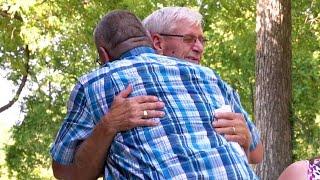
left=111, top=36, right=153, bottom=59
left=119, top=46, right=155, bottom=59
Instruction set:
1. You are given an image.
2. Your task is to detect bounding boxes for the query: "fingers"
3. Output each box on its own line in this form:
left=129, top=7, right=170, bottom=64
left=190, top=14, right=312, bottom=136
left=106, top=85, right=168, bottom=133
left=139, top=101, right=165, bottom=111
left=224, top=134, right=247, bottom=146
left=126, top=96, right=165, bottom=119
left=102, top=111, right=161, bottom=133
left=214, top=125, right=244, bottom=135
left=106, top=92, right=166, bottom=133
left=212, top=114, right=252, bottom=150
left=212, top=112, right=245, bottom=129
left=133, top=95, right=160, bottom=103
left=212, top=115, right=248, bottom=140
left=121, top=100, right=165, bottom=119
left=117, top=85, right=162, bottom=104
left=212, top=118, right=242, bottom=128
left=214, top=112, right=245, bottom=122
left=120, top=91, right=161, bottom=104
left=118, top=85, right=133, bottom=98
left=141, top=110, right=165, bottom=119
left=214, top=125, right=250, bottom=149
left=134, top=119, right=160, bottom=127
left=225, top=133, right=251, bottom=150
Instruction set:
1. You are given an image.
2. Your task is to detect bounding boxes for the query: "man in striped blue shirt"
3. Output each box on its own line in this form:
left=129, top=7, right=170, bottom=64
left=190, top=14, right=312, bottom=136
left=143, top=7, right=263, bottom=165
left=51, top=9, right=261, bottom=179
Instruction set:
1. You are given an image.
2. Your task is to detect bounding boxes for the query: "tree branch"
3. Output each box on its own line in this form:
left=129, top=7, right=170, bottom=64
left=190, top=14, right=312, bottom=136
left=0, top=9, right=23, bottom=22
left=0, top=45, right=30, bottom=113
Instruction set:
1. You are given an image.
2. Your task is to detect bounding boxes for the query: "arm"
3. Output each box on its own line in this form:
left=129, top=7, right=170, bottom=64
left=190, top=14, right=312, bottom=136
left=52, top=161, right=74, bottom=179
left=212, top=105, right=263, bottom=164
left=52, top=116, right=117, bottom=180
left=247, top=142, right=263, bottom=164
left=52, top=85, right=165, bottom=179
left=72, top=116, right=117, bottom=179
left=213, top=112, right=263, bottom=164
left=212, top=77, right=263, bottom=164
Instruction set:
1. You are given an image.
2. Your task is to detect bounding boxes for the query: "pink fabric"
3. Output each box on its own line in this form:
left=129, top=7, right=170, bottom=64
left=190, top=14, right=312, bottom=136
left=308, top=158, right=320, bottom=180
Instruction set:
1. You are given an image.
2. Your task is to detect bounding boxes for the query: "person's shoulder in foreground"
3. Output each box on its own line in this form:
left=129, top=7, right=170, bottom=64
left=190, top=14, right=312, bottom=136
left=278, top=156, right=320, bottom=180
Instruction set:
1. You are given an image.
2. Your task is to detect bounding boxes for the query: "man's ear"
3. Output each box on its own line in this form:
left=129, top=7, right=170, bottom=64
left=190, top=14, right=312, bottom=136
left=151, top=34, right=164, bottom=55
left=98, top=47, right=111, bottom=64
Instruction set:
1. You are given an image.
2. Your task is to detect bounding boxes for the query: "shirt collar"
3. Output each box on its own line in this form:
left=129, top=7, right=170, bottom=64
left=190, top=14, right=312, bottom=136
left=119, top=46, right=155, bottom=59
left=102, top=46, right=156, bottom=67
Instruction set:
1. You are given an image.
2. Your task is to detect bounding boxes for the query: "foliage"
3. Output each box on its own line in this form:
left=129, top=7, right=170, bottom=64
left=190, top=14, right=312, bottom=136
left=5, top=91, right=65, bottom=179
left=0, top=0, right=319, bottom=178
left=201, top=0, right=256, bottom=116
left=291, top=0, right=320, bottom=160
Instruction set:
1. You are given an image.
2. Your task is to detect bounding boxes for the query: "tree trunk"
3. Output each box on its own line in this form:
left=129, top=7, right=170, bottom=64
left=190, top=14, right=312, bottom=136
left=255, top=0, right=292, bottom=179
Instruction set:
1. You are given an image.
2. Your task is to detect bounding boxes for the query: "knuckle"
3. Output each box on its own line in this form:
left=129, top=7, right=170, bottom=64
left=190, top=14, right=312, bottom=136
left=156, top=102, right=163, bottom=107
left=234, top=113, right=241, bottom=117
left=141, top=96, right=148, bottom=102
left=148, top=103, right=154, bottom=109
left=155, top=102, right=161, bottom=108
left=153, top=110, right=160, bottom=116
left=124, top=98, right=130, bottom=103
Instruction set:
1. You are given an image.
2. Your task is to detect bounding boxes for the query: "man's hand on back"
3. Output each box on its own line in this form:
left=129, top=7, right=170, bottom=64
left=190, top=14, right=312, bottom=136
left=101, top=84, right=165, bottom=133
left=52, top=85, right=165, bottom=179
left=212, top=112, right=251, bottom=152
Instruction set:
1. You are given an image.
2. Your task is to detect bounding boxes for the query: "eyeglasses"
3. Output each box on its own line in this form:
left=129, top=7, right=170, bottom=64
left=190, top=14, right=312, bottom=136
left=159, top=33, right=207, bottom=45
left=96, top=56, right=103, bottom=66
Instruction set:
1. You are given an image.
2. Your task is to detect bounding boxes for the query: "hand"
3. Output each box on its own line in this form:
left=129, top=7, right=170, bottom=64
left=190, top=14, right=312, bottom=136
left=101, top=85, right=165, bottom=133
left=212, top=112, right=251, bottom=151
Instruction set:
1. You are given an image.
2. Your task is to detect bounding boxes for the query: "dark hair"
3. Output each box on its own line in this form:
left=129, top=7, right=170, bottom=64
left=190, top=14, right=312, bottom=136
left=94, top=10, right=150, bottom=59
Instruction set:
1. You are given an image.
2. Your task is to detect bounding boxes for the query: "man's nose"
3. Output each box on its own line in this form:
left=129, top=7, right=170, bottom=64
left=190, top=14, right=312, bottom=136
left=192, top=38, right=204, bottom=54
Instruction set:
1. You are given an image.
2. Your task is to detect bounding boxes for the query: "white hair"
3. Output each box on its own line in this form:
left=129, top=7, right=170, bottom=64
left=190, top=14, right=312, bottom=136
left=142, top=7, right=203, bottom=34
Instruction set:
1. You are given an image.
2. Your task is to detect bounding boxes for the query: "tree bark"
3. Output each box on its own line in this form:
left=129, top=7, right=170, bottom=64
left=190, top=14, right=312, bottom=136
left=255, top=0, right=292, bottom=179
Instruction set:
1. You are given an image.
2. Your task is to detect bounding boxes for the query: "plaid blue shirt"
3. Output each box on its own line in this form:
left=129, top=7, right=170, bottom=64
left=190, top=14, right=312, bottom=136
left=51, top=47, right=260, bottom=179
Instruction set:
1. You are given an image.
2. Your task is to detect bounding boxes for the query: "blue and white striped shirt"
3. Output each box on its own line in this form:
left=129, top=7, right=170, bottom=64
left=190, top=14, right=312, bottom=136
left=51, top=47, right=260, bottom=179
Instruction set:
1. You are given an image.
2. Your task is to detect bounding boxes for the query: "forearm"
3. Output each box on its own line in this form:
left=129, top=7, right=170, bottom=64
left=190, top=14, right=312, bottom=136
left=247, top=142, right=263, bottom=164
left=52, top=161, right=74, bottom=179
left=52, top=85, right=164, bottom=179
left=73, top=120, right=116, bottom=179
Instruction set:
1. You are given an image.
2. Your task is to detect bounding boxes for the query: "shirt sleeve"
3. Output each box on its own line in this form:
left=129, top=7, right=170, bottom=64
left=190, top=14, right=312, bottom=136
left=50, top=82, right=95, bottom=165
left=229, top=88, right=261, bottom=151
left=215, top=74, right=261, bottom=151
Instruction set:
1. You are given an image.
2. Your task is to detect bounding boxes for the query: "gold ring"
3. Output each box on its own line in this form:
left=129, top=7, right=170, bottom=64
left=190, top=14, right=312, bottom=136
left=143, top=110, right=148, bottom=118
left=232, top=126, right=236, bottom=134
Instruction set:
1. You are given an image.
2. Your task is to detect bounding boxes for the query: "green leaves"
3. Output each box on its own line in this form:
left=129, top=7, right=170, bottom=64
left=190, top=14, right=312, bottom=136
left=201, top=0, right=256, bottom=117
left=291, top=0, right=320, bottom=160
left=5, top=91, right=66, bottom=179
